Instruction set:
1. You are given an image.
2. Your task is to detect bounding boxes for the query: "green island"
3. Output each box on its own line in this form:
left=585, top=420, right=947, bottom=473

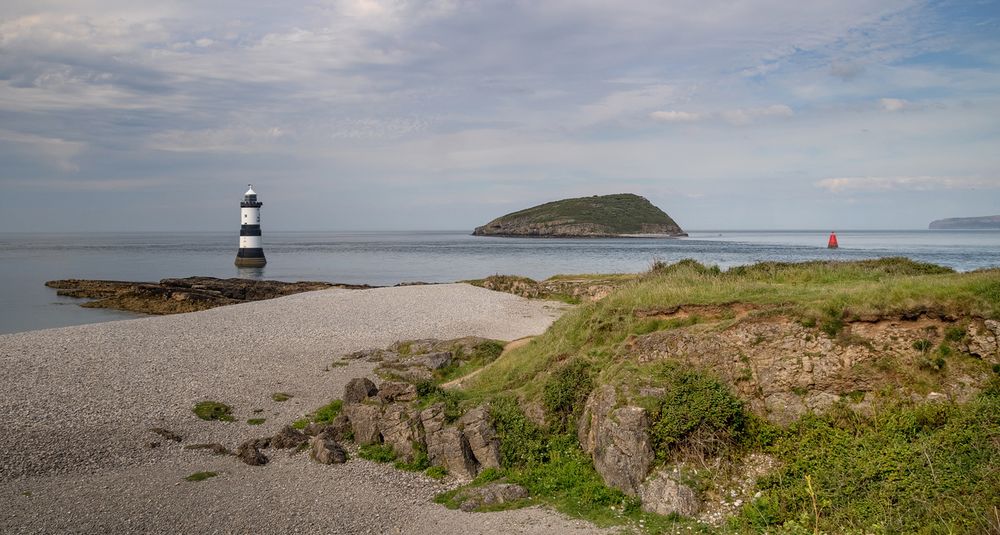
left=472, top=193, right=687, bottom=237
left=309, top=258, right=999, bottom=534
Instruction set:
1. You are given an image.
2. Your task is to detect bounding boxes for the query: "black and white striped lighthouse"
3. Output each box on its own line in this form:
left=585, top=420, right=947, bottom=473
left=235, top=184, right=266, bottom=267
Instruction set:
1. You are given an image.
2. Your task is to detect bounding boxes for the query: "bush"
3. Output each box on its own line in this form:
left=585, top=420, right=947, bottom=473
left=184, top=471, right=218, bottom=482
left=648, top=363, right=747, bottom=461
left=490, top=396, right=549, bottom=468
left=313, top=399, right=343, bottom=424
left=542, top=358, right=594, bottom=431
left=736, top=391, right=1000, bottom=533
left=913, top=339, right=933, bottom=352
left=193, top=401, right=233, bottom=422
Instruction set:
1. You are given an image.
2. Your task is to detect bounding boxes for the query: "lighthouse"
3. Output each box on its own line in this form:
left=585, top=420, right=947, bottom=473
left=235, top=184, right=266, bottom=267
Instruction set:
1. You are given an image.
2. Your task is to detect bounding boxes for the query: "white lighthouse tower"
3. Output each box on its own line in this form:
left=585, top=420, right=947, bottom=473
left=235, top=184, right=266, bottom=267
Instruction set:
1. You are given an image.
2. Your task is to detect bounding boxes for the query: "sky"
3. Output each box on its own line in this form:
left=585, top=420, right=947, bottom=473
left=1, top=0, right=998, bottom=232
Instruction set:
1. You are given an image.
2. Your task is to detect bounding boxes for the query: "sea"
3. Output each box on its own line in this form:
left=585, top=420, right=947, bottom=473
left=1, top=229, right=998, bottom=335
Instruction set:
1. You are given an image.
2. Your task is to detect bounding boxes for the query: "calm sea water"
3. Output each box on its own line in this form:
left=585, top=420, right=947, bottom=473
left=1, top=230, right=998, bottom=335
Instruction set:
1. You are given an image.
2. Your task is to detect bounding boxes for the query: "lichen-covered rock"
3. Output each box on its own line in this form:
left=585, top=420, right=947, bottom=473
left=458, top=405, right=501, bottom=470
left=344, top=378, right=378, bottom=404
left=414, top=351, right=453, bottom=370
left=310, top=437, right=347, bottom=464
left=639, top=470, right=700, bottom=517
left=378, top=382, right=418, bottom=403
left=966, top=320, right=1000, bottom=362
left=456, top=483, right=529, bottom=512
left=579, top=384, right=653, bottom=496
left=379, top=403, right=423, bottom=462
left=421, top=404, right=477, bottom=479
left=236, top=439, right=268, bottom=466
left=344, top=403, right=382, bottom=446
left=271, top=426, right=309, bottom=449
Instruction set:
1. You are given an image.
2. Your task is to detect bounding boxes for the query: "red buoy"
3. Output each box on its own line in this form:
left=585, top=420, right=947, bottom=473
left=827, top=232, right=839, bottom=249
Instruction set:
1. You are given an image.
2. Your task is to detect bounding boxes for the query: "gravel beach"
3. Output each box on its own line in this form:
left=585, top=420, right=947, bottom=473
left=0, top=284, right=606, bottom=534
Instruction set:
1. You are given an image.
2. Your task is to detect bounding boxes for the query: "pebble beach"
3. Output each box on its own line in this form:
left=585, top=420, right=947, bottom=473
left=0, top=284, right=605, bottom=534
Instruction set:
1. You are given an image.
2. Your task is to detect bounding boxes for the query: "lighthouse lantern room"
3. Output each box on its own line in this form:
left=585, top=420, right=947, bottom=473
left=235, top=184, right=266, bottom=267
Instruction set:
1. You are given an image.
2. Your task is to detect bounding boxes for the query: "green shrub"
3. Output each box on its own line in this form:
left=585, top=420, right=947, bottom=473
left=246, top=418, right=266, bottom=425
left=271, top=392, right=292, bottom=402
left=291, top=418, right=309, bottom=429
left=648, top=363, right=747, bottom=461
left=490, top=396, right=549, bottom=467
left=944, top=325, right=967, bottom=343
left=192, top=401, right=233, bottom=422
left=736, top=390, right=1000, bottom=533
left=542, top=358, right=594, bottom=431
left=913, top=338, right=933, bottom=352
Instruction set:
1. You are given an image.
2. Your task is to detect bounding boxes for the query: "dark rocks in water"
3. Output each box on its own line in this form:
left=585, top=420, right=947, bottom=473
left=344, top=378, right=378, bottom=404
left=473, top=193, right=686, bottom=238
left=44, top=277, right=371, bottom=315
left=149, top=427, right=182, bottom=443
left=271, top=426, right=309, bottom=449
left=455, top=483, right=529, bottom=512
left=309, top=437, right=348, bottom=464
left=236, top=439, right=268, bottom=466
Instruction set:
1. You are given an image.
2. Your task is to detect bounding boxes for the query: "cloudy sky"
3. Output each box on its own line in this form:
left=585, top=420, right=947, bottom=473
left=1, top=0, right=998, bottom=231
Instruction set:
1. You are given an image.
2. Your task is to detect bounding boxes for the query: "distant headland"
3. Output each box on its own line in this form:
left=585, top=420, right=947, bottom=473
left=472, top=193, right=687, bottom=238
left=928, top=215, right=1000, bottom=230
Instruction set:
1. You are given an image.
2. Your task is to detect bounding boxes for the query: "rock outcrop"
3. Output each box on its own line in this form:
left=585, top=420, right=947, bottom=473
left=310, top=437, right=348, bottom=464
left=473, top=193, right=686, bottom=238
left=45, top=277, right=364, bottom=315
left=578, top=385, right=654, bottom=496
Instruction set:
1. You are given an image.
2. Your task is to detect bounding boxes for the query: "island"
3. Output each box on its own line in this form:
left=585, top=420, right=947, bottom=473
left=928, top=215, right=1000, bottom=229
left=472, top=193, right=687, bottom=237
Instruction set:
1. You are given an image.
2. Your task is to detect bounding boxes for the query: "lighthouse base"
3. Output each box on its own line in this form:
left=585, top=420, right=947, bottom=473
left=235, top=248, right=266, bottom=267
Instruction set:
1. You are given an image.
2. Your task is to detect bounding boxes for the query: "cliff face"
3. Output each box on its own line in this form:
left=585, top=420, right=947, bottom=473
left=473, top=193, right=686, bottom=237
left=929, top=215, right=1000, bottom=229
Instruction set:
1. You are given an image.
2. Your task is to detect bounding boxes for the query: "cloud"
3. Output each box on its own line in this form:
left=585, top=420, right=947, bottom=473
left=649, top=110, right=704, bottom=122
left=816, top=176, right=1000, bottom=193
left=879, top=98, right=910, bottom=112
left=829, top=61, right=866, bottom=81
left=579, top=84, right=677, bottom=125
left=721, top=105, right=794, bottom=125
left=5, top=177, right=169, bottom=191
left=0, top=129, right=84, bottom=171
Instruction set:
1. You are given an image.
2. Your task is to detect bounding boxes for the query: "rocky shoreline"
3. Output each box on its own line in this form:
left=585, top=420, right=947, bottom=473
left=45, top=276, right=371, bottom=315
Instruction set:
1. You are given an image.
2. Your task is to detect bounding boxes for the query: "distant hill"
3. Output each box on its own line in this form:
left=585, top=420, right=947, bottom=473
left=472, top=193, right=686, bottom=238
left=929, top=215, right=1000, bottom=229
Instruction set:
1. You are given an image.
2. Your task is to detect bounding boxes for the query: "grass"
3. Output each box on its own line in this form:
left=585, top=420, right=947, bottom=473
left=184, top=471, right=218, bottom=482
left=358, top=443, right=397, bottom=463
left=192, top=401, right=233, bottom=422
left=463, top=258, right=1000, bottom=402
left=247, top=418, right=266, bottom=425
left=290, top=399, right=344, bottom=430
left=425, top=466, right=448, bottom=479
left=435, top=340, right=506, bottom=383
left=271, top=392, right=292, bottom=402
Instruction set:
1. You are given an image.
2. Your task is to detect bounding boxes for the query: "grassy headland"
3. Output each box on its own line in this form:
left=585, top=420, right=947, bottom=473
left=437, top=258, right=1000, bottom=533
